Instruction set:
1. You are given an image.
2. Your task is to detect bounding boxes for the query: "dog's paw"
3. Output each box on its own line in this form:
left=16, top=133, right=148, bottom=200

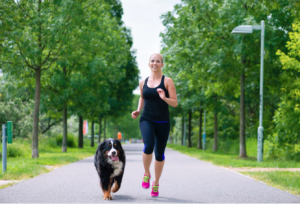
left=111, top=185, right=120, bottom=193
left=103, top=194, right=113, bottom=200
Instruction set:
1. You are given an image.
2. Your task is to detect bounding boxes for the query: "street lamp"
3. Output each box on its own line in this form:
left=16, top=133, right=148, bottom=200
left=231, top=20, right=265, bottom=162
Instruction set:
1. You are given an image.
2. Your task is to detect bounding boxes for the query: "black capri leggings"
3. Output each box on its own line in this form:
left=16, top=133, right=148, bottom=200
left=139, top=116, right=170, bottom=161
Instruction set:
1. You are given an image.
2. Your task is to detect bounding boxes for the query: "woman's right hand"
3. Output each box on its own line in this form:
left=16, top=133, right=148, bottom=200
left=131, top=110, right=140, bottom=119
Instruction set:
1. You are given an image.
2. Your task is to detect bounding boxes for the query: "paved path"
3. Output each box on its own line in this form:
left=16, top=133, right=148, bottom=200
left=0, top=144, right=300, bottom=203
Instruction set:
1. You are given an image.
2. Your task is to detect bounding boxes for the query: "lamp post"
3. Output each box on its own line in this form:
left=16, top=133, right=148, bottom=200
left=231, top=20, right=265, bottom=162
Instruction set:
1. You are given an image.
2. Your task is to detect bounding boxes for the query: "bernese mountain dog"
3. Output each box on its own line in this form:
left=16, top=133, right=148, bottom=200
left=94, top=138, right=125, bottom=200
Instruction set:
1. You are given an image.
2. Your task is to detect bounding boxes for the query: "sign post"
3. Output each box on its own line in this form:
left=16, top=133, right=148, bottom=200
left=203, top=110, right=206, bottom=150
left=183, top=117, right=186, bottom=146
left=2, top=124, right=7, bottom=173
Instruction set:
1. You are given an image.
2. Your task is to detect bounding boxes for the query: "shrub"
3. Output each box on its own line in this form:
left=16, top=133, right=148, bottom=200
left=7, top=144, right=25, bottom=157
left=48, top=137, right=59, bottom=148
left=56, top=133, right=77, bottom=147
left=40, top=136, right=59, bottom=148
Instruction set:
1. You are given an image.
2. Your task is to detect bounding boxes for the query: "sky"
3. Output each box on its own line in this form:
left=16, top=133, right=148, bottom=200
left=121, top=0, right=182, bottom=94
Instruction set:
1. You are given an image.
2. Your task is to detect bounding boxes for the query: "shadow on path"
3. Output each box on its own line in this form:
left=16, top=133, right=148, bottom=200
left=112, top=194, right=199, bottom=203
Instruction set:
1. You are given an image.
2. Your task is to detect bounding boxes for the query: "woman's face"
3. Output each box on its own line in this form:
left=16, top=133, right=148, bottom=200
left=148, top=55, right=164, bottom=72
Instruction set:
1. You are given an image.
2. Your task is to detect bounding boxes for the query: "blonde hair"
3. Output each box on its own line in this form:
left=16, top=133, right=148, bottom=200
left=149, top=53, right=164, bottom=63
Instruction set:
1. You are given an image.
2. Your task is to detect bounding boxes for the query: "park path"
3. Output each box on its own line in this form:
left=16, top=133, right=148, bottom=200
left=0, top=143, right=299, bottom=203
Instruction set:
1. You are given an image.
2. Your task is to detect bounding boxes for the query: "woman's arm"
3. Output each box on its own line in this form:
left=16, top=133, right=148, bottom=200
left=132, top=79, right=145, bottom=119
left=157, top=77, right=178, bottom=107
left=137, top=82, right=144, bottom=112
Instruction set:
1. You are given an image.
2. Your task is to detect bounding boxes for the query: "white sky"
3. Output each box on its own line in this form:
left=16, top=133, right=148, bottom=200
left=121, top=0, right=182, bottom=94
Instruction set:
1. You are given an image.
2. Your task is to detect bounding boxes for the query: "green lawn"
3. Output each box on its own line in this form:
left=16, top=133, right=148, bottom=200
left=242, top=171, right=300, bottom=196
left=0, top=138, right=97, bottom=180
left=166, top=143, right=300, bottom=168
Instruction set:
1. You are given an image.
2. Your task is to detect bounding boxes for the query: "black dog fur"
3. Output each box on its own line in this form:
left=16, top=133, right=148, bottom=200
left=94, top=138, right=125, bottom=200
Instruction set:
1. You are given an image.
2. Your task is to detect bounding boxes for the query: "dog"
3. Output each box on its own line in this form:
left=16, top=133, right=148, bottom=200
left=94, top=138, right=126, bottom=200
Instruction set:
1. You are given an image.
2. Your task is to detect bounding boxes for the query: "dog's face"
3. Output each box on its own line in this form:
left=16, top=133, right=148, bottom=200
left=100, top=139, right=123, bottom=163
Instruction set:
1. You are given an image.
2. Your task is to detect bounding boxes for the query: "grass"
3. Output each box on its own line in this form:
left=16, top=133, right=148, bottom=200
left=0, top=182, right=16, bottom=189
left=167, top=139, right=300, bottom=196
left=241, top=171, right=300, bottom=196
left=0, top=137, right=97, bottom=181
left=167, top=137, right=300, bottom=168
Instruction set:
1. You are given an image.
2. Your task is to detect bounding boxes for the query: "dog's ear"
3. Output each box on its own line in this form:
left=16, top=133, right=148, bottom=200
left=98, top=140, right=108, bottom=165
left=116, top=140, right=124, bottom=155
left=99, top=140, right=106, bottom=153
left=95, top=140, right=106, bottom=169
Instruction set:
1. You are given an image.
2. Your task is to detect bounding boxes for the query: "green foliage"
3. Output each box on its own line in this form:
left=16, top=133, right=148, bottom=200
left=105, top=94, right=141, bottom=140
left=0, top=98, right=34, bottom=138
left=6, top=144, right=26, bottom=158
left=161, top=0, right=298, bottom=159
left=267, top=21, right=300, bottom=160
left=0, top=0, right=138, bottom=155
left=40, top=136, right=59, bottom=149
left=55, top=134, right=77, bottom=148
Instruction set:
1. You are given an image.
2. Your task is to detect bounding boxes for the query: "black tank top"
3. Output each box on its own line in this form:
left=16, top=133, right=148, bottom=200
left=142, top=75, right=170, bottom=122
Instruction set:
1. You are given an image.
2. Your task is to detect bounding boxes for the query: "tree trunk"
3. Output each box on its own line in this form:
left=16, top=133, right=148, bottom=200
left=104, top=117, right=106, bottom=140
left=181, top=116, right=184, bottom=146
left=78, top=115, right=83, bottom=148
left=32, top=68, right=41, bottom=158
left=62, top=104, right=67, bottom=152
left=113, top=123, right=116, bottom=139
left=188, top=109, right=192, bottom=147
left=212, top=112, right=218, bottom=151
left=240, top=69, right=247, bottom=157
left=32, top=0, right=43, bottom=158
left=98, top=117, right=102, bottom=144
left=91, top=121, right=94, bottom=147
left=198, top=108, right=203, bottom=149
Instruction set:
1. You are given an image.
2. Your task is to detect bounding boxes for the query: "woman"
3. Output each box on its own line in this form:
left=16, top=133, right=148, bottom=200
left=131, top=53, right=178, bottom=197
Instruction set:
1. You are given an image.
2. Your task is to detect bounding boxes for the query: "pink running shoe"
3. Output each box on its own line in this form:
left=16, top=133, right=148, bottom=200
left=150, top=182, right=159, bottom=197
left=142, top=174, right=151, bottom=188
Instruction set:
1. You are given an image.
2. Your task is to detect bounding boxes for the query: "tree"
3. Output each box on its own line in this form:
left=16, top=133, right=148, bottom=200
left=0, top=0, right=84, bottom=157
left=268, top=20, right=300, bottom=160
left=160, top=0, right=295, bottom=158
left=0, top=0, right=138, bottom=155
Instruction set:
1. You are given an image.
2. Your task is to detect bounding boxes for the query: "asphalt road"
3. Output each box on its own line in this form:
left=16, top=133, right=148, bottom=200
left=0, top=143, right=299, bottom=203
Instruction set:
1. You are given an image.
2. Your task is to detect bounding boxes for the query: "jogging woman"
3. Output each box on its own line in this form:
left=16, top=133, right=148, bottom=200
left=131, top=53, right=178, bottom=197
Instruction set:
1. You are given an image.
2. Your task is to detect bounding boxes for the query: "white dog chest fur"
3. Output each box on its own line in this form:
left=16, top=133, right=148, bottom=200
left=110, top=161, right=123, bottom=178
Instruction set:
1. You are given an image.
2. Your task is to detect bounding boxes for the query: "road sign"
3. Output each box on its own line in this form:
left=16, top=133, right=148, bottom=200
left=7, top=121, right=13, bottom=144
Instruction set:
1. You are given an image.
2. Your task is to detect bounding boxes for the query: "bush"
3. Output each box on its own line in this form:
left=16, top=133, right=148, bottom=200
left=56, top=133, right=77, bottom=148
left=48, top=137, right=59, bottom=148
left=7, top=144, right=25, bottom=157
left=39, top=136, right=59, bottom=148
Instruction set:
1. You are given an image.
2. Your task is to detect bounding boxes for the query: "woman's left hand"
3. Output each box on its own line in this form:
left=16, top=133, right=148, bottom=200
left=157, top=88, right=166, bottom=101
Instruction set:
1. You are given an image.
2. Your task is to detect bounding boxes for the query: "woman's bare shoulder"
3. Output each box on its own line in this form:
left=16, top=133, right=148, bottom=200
left=164, top=76, right=174, bottom=84
left=139, top=78, right=147, bottom=88
left=164, top=76, right=175, bottom=89
left=139, top=78, right=146, bottom=85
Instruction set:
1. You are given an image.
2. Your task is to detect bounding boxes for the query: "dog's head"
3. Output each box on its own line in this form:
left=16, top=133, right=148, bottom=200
left=99, top=138, right=124, bottom=163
